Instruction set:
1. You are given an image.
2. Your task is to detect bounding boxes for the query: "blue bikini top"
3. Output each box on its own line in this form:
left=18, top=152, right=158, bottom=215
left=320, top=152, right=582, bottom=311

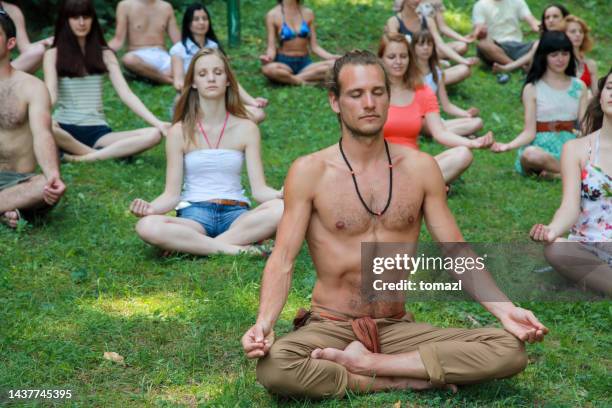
left=279, top=5, right=311, bottom=44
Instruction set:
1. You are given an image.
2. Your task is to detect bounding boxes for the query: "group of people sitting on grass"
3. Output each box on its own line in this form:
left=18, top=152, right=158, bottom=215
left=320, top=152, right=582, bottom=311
left=0, top=0, right=610, bottom=400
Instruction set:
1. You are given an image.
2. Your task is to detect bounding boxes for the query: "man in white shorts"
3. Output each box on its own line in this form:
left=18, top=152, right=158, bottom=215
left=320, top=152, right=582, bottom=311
left=108, top=0, right=180, bottom=84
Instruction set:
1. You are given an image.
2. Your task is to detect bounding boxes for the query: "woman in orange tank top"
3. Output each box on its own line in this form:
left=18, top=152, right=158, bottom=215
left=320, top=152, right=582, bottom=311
left=379, top=33, right=494, bottom=183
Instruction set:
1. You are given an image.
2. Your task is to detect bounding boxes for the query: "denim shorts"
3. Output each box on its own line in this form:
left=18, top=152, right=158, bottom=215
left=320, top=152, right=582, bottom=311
left=275, top=53, right=312, bottom=74
left=176, top=201, right=249, bottom=238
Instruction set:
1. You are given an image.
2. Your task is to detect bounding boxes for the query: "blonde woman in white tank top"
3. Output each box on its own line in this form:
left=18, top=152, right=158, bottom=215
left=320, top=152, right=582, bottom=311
left=130, top=49, right=283, bottom=256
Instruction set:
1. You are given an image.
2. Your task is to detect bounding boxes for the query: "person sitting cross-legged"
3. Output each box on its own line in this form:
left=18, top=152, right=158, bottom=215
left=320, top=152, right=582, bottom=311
left=0, top=1, right=53, bottom=73
left=108, top=0, right=180, bottom=84
left=0, top=11, right=65, bottom=228
left=260, top=0, right=340, bottom=86
left=44, top=0, right=170, bottom=162
left=130, top=48, right=284, bottom=256
left=530, top=70, right=612, bottom=296
left=242, top=50, right=548, bottom=400
left=491, top=31, right=588, bottom=178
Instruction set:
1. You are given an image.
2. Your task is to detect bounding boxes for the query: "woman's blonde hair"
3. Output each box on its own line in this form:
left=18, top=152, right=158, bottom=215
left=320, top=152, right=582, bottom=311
left=173, top=48, right=248, bottom=145
left=377, top=33, right=422, bottom=90
left=564, top=15, right=593, bottom=54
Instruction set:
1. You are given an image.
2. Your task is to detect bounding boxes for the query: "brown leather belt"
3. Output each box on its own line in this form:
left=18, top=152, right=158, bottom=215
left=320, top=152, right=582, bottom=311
left=206, top=199, right=248, bottom=207
left=536, top=120, right=575, bottom=133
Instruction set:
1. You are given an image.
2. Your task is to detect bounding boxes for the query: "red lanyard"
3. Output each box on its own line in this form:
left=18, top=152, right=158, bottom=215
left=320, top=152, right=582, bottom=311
left=197, top=112, right=230, bottom=149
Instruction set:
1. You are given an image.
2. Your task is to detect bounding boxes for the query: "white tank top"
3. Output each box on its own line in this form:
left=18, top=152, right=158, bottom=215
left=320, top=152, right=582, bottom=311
left=535, top=77, right=582, bottom=122
left=181, top=149, right=250, bottom=204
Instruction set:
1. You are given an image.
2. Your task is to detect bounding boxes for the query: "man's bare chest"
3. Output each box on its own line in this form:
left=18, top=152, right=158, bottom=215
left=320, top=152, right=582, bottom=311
left=128, top=8, right=168, bottom=34
left=314, top=172, right=423, bottom=235
left=0, top=82, right=27, bottom=130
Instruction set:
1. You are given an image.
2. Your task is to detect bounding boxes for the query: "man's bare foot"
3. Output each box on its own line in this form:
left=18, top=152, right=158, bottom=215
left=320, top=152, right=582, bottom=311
left=1, top=209, right=22, bottom=229
left=311, top=341, right=373, bottom=375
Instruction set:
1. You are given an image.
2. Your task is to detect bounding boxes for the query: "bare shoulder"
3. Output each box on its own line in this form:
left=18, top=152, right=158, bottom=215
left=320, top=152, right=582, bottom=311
left=386, top=15, right=398, bottom=25
left=232, top=116, right=260, bottom=139
left=287, top=149, right=327, bottom=185
left=563, top=133, right=590, bottom=159
left=116, top=0, right=130, bottom=11
left=266, top=6, right=281, bottom=20
left=167, top=122, right=186, bottom=150
left=302, top=7, right=315, bottom=19
left=522, top=83, right=536, bottom=99
left=585, top=58, right=597, bottom=71
left=12, top=71, right=47, bottom=102
left=168, top=121, right=184, bottom=139
left=159, top=0, right=175, bottom=13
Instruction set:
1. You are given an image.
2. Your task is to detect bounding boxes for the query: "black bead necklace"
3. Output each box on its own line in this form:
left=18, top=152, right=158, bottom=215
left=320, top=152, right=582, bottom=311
left=338, top=137, right=393, bottom=217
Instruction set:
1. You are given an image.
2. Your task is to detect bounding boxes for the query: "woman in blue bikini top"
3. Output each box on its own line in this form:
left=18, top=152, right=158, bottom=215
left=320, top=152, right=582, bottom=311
left=260, top=0, right=339, bottom=86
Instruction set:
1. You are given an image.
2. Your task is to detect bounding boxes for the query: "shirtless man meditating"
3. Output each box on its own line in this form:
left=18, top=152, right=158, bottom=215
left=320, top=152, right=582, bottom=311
left=108, top=0, right=180, bottom=84
left=241, top=50, right=548, bottom=398
left=0, top=12, right=65, bottom=228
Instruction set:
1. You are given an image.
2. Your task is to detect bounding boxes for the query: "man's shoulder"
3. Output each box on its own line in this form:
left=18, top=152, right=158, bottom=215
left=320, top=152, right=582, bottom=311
left=9, top=70, right=44, bottom=91
left=389, top=143, right=438, bottom=172
left=288, top=146, right=334, bottom=179
left=158, top=0, right=175, bottom=12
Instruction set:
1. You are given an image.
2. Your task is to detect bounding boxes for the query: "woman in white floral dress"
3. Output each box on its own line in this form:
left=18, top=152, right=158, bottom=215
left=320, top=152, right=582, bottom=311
left=530, top=70, right=612, bottom=295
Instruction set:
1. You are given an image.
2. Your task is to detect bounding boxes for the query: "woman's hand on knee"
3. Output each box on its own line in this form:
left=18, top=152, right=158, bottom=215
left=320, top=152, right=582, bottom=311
left=130, top=198, right=154, bottom=217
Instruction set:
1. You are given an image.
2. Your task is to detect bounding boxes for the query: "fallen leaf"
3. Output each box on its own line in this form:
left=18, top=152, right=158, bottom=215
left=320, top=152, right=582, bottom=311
left=103, top=352, right=125, bottom=366
left=393, top=401, right=401, bottom=408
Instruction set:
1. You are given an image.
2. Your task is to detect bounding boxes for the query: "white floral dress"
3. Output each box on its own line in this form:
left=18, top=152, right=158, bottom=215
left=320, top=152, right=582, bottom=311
left=568, top=133, right=612, bottom=264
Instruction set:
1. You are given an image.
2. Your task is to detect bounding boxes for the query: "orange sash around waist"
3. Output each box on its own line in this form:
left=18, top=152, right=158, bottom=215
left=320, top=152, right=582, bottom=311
left=292, top=308, right=408, bottom=353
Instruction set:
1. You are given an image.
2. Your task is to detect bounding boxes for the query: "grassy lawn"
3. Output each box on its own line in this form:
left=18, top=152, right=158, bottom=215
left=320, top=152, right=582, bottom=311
left=1, top=0, right=611, bottom=406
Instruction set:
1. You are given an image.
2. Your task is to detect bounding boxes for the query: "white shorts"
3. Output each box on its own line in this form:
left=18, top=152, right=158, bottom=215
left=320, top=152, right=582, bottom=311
left=130, top=47, right=172, bottom=74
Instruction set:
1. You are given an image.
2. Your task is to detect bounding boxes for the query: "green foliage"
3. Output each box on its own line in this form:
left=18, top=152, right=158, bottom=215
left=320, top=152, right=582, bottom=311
left=1, top=0, right=611, bottom=407
left=14, top=0, right=196, bottom=33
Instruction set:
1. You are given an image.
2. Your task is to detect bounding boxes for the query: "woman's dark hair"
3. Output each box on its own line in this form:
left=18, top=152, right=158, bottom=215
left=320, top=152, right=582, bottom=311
left=53, top=0, right=108, bottom=77
left=412, top=30, right=441, bottom=86
left=181, top=3, right=223, bottom=55
left=524, top=31, right=575, bottom=91
left=540, top=4, right=570, bottom=32
left=581, top=69, right=612, bottom=134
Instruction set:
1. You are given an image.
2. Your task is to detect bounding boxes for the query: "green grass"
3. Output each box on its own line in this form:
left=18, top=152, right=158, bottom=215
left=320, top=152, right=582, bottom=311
left=1, top=0, right=611, bottom=406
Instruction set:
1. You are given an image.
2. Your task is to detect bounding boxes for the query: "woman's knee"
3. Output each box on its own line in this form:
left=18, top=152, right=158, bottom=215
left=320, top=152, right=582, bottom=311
left=146, top=128, right=163, bottom=145
left=472, top=117, right=483, bottom=131
left=135, top=215, right=165, bottom=244
left=521, top=146, right=544, bottom=166
left=456, top=42, right=468, bottom=55
left=122, top=53, right=143, bottom=69
left=455, top=146, right=474, bottom=168
left=261, top=64, right=276, bottom=79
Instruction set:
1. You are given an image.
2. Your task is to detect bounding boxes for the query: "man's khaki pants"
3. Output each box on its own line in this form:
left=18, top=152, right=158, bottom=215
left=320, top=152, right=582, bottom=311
left=256, top=314, right=527, bottom=399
